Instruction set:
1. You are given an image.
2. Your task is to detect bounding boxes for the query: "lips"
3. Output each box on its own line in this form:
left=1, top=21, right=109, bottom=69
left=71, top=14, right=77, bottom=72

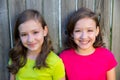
left=28, top=43, right=36, bottom=47
left=79, top=40, right=90, bottom=45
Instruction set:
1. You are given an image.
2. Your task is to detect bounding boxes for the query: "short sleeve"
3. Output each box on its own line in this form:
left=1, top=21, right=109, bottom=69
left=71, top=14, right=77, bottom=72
left=107, top=51, right=118, bottom=71
left=52, top=59, right=65, bottom=80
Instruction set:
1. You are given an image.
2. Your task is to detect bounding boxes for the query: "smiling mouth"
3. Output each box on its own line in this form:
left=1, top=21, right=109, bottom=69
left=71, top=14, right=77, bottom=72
left=79, top=40, right=90, bottom=45
left=28, top=43, right=36, bottom=47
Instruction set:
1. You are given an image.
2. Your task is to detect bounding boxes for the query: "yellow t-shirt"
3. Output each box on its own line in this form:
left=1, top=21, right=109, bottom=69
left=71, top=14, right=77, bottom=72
left=15, top=51, right=65, bottom=80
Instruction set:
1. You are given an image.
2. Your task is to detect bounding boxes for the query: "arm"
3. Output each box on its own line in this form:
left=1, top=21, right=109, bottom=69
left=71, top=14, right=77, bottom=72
left=52, top=59, right=66, bottom=80
left=107, top=67, right=116, bottom=80
left=10, top=73, right=15, bottom=80
left=59, top=77, right=66, bottom=80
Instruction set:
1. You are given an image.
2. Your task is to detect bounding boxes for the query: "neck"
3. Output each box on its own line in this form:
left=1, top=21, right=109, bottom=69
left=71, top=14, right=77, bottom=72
left=75, top=47, right=95, bottom=56
left=27, top=50, right=41, bottom=60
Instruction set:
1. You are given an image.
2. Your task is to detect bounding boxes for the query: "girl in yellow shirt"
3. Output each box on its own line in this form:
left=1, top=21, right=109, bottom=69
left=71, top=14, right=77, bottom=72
left=8, top=9, right=65, bottom=80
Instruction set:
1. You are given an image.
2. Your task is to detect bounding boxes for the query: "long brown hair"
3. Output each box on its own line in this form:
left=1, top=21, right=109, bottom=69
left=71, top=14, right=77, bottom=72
left=64, top=7, right=104, bottom=49
left=8, top=9, right=53, bottom=74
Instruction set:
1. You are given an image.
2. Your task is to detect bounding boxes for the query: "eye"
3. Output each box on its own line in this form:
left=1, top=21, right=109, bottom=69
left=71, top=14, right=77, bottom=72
left=88, top=29, right=93, bottom=32
left=20, top=33, right=27, bottom=37
left=33, top=31, right=39, bottom=34
left=74, top=30, right=81, bottom=32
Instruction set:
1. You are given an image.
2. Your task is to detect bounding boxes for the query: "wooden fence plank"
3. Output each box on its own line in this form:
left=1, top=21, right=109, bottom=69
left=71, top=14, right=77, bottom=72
left=26, top=0, right=43, bottom=13
left=0, top=0, right=10, bottom=79
left=102, top=0, right=111, bottom=48
left=7, top=0, right=26, bottom=79
left=95, top=0, right=111, bottom=48
left=77, top=0, right=83, bottom=8
left=112, top=0, right=120, bottom=79
left=61, top=0, right=76, bottom=50
left=8, top=0, right=26, bottom=38
left=78, top=0, right=95, bottom=11
left=43, top=0, right=59, bottom=53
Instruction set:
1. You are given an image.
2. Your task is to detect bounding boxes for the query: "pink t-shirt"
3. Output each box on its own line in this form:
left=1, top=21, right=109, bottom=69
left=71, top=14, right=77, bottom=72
left=60, top=47, right=117, bottom=80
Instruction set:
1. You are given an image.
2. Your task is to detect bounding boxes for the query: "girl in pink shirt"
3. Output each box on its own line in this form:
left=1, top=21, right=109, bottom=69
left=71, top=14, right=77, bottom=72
left=60, top=7, right=117, bottom=80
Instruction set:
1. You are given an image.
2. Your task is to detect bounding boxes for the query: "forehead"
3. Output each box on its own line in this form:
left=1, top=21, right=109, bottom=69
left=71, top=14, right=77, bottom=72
left=18, top=20, right=42, bottom=32
left=75, top=18, right=96, bottom=29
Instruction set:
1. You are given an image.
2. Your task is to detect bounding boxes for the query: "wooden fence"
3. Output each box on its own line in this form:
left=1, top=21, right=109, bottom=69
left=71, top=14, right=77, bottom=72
left=0, top=0, right=120, bottom=80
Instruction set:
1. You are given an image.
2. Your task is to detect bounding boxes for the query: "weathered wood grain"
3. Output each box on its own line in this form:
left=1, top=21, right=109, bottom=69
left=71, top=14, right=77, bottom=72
left=0, top=0, right=10, bottom=79
left=112, top=0, right=120, bottom=79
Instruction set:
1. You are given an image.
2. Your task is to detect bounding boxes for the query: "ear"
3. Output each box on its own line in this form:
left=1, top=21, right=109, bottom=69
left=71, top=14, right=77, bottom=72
left=96, top=26, right=99, bottom=36
left=43, top=26, right=48, bottom=36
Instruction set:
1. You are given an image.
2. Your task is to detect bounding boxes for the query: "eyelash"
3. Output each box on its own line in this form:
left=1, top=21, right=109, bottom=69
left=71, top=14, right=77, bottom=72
left=20, top=33, right=27, bottom=37
left=74, top=30, right=93, bottom=33
left=20, top=31, right=39, bottom=37
left=75, top=30, right=81, bottom=32
left=33, top=31, right=39, bottom=34
left=88, top=30, right=93, bottom=32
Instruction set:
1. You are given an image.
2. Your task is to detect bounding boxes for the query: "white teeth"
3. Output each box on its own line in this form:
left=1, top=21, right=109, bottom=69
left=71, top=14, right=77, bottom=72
left=80, top=40, right=89, bottom=44
left=81, top=42, right=88, bottom=44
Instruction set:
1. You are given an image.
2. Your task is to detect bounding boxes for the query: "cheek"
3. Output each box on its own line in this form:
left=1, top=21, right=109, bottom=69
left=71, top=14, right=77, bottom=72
left=35, top=34, right=45, bottom=43
left=89, top=31, right=96, bottom=36
left=89, top=33, right=96, bottom=40
left=74, top=36, right=80, bottom=40
left=20, top=37, right=27, bottom=44
left=36, top=33, right=44, bottom=39
left=73, top=33, right=81, bottom=39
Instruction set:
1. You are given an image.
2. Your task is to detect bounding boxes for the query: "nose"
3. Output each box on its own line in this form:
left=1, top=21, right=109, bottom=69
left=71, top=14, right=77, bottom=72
left=80, top=31, right=87, bottom=39
left=27, top=34, right=34, bottom=43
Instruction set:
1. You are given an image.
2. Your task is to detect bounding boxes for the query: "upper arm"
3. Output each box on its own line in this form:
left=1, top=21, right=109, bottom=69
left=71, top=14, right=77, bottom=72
left=107, top=67, right=116, bottom=80
left=59, top=77, right=66, bottom=80
left=10, top=73, right=15, bottom=80
left=52, top=59, right=65, bottom=80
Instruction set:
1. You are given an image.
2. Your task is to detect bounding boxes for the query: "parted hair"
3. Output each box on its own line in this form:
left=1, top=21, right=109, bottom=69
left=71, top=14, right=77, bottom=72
left=64, top=7, right=104, bottom=49
left=8, top=9, right=53, bottom=74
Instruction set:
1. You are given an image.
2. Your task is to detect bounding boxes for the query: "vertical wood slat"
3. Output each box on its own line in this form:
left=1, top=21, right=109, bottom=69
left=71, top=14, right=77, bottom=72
left=43, top=0, right=59, bottom=53
left=112, top=0, right=120, bottom=79
left=26, top=0, right=43, bottom=13
left=102, top=0, right=111, bottom=49
left=77, top=0, right=83, bottom=8
left=0, top=0, right=10, bottom=80
left=95, top=0, right=111, bottom=49
left=78, top=0, right=95, bottom=11
left=8, top=0, right=26, bottom=38
left=7, top=0, right=26, bottom=79
left=78, top=0, right=96, bottom=10
left=61, top=0, right=76, bottom=49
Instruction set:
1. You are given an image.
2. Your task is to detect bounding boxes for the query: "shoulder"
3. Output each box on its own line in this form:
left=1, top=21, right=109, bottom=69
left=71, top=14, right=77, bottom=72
left=96, top=47, right=117, bottom=63
left=46, top=51, right=65, bottom=76
left=46, top=51, right=63, bottom=66
left=95, top=47, right=117, bottom=60
left=96, top=47, right=113, bottom=56
left=96, top=47, right=118, bottom=70
left=59, top=48, right=74, bottom=57
left=96, top=47, right=110, bottom=51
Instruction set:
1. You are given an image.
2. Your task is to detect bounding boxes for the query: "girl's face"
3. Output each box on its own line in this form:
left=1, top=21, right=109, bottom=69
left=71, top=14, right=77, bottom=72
left=19, top=20, right=48, bottom=53
left=73, top=18, right=99, bottom=53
